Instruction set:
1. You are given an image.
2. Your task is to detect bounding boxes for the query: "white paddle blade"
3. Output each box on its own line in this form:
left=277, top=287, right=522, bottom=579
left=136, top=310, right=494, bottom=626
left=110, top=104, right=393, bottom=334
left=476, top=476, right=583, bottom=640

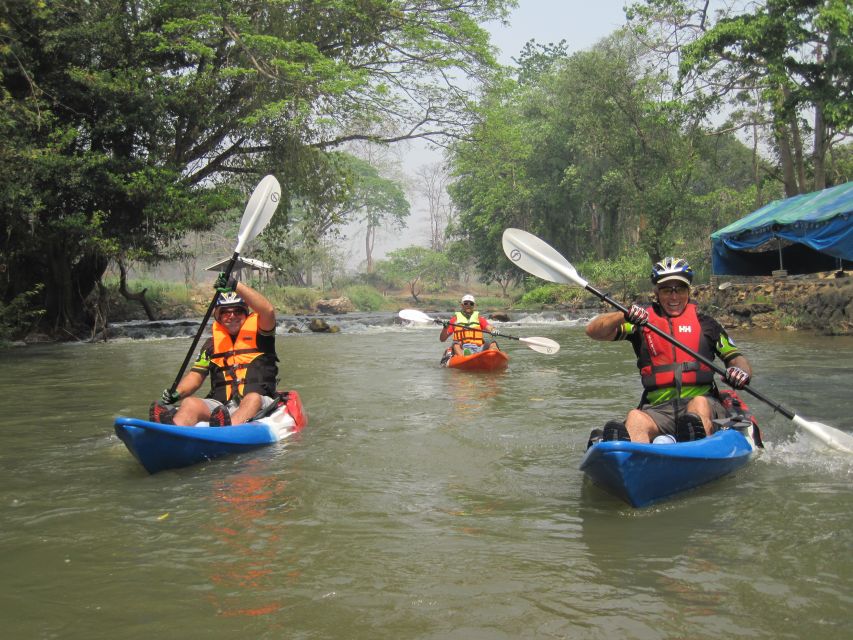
left=236, top=175, right=281, bottom=252
left=398, top=309, right=436, bottom=324
left=793, top=415, right=853, bottom=454
left=519, top=336, right=560, bottom=354
left=502, top=228, right=588, bottom=288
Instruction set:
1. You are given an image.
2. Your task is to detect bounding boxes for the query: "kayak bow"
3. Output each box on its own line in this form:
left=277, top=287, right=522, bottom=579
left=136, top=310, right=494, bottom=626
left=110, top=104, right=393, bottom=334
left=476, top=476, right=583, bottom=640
left=114, top=390, right=307, bottom=474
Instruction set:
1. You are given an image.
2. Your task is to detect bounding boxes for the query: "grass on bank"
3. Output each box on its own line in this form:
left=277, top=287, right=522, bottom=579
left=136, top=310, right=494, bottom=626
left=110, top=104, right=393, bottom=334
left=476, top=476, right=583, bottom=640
left=103, top=254, right=659, bottom=321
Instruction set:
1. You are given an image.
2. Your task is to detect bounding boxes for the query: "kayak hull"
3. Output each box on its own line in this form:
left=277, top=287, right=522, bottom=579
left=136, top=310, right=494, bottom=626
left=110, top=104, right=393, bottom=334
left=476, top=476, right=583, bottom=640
left=579, top=429, right=754, bottom=508
left=444, top=349, right=509, bottom=371
left=115, top=390, right=307, bottom=474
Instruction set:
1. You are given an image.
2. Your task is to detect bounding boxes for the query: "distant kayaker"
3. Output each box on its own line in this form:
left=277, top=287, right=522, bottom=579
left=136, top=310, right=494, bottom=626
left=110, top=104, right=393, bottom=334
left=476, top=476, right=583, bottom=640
left=440, top=294, right=501, bottom=356
left=149, top=274, right=278, bottom=427
left=585, top=257, right=752, bottom=444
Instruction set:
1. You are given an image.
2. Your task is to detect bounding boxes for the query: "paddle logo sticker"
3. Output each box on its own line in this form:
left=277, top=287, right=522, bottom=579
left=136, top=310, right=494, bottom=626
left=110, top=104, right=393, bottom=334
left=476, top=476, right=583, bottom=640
left=509, top=248, right=521, bottom=262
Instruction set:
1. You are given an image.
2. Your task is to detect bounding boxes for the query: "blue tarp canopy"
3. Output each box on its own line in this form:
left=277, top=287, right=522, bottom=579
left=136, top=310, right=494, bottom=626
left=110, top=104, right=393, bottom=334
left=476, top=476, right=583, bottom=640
left=711, top=181, right=853, bottom=275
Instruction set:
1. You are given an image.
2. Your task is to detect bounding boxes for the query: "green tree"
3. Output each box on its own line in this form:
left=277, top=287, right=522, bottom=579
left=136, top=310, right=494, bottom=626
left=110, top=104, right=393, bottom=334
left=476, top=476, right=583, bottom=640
left=449, top=30, right=765, bottom=274
left=377, top=246, right=451, bottom=302
left=629, top=0, right=853, bottom=195
left=346, top=156, right=410, bottom=274
left=0, top=0, right=512, bottom=336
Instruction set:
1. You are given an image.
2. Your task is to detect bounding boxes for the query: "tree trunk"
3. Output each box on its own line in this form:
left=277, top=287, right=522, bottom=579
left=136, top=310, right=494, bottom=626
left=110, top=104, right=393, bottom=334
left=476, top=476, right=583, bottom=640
left=117, top=259, right=155, bottom=320
left=774, top=119, right=798, bottom=197
left=365, top=224, right=375, bottom=273
left=813, top=103, right=827, bottom=190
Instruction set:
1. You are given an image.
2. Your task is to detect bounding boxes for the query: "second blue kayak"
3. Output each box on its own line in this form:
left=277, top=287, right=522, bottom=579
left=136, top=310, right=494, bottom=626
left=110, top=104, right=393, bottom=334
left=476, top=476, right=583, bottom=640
left=579, top=427, right=755, bottom=507
left=115, top=390, right=307, bottom=474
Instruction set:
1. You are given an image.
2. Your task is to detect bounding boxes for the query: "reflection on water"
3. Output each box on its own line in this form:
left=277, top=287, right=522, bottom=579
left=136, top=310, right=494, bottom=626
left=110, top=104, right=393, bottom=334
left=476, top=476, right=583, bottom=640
left=444, top=368, right=506, bottom=417
left=205, top=461, right=299, bottom=619
left=0, top=323, right=851, bottom=638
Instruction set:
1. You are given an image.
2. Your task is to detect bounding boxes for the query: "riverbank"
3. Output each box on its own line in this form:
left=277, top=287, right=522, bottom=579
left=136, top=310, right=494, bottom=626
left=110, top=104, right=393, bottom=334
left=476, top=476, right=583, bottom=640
left=692, top=272, right=852, bottom=335
left=545, top=272, right=852, bottom=336
left=10, top=272, right=852, bottom=346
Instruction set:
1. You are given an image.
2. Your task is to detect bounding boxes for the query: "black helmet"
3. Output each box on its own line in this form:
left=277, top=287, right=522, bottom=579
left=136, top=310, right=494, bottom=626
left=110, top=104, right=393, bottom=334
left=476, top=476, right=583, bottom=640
left=651, top=257, right=693, bottom=285
left=213, top=292, right=249, bottom=320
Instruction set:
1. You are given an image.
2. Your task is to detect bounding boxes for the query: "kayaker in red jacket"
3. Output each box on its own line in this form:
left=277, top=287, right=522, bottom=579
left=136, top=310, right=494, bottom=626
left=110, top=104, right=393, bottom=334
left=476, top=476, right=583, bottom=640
left=439, top=294, right=501, bottom=356
left=585, top=257, right=752, bottom=444
left=149, top=274, right=278, bottom=427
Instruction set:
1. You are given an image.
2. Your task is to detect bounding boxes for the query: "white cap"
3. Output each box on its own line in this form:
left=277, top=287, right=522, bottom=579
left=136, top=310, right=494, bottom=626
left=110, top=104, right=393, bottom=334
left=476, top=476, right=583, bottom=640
left=461, top=294, right=475, bottom=303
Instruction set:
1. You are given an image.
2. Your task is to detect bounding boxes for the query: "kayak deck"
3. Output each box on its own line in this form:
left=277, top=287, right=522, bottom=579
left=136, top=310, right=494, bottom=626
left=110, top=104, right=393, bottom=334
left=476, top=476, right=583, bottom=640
left=115, top=390, right=307, bottom=474
left=443, top=348, right=509, bottom=371
left=579, top=428, right=755, bottom=507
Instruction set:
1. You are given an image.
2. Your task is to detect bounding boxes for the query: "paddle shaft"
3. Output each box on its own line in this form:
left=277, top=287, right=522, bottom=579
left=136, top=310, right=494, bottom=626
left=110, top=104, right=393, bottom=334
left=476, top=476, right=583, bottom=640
left=584, top=283, right=796, bottom=420
left=436, top=318, right=523, bottom=341
left=169, top=252, right=239, bottom=393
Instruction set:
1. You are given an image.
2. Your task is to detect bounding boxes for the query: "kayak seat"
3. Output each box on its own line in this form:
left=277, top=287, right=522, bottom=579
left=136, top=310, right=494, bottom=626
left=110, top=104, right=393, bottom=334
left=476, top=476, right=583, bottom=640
left=586, top=428, right=603, bottom=450
left=602, top=421, right=630, bottom=442
left=675, top=412, right=706, bottom=442
left=247, top=391, right=292, bottom=421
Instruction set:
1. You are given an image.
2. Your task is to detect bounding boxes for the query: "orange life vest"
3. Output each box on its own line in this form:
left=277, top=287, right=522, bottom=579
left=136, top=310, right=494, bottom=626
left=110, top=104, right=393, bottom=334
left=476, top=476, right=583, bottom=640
left=209, top=313, right=274, bottom=401
left=452, top=311, right=485, bottom=346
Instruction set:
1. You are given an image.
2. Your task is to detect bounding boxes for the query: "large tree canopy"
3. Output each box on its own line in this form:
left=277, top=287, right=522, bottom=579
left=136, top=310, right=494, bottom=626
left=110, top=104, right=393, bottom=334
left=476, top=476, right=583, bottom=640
left=448, top=32, right=766, bottom=275
left=0, top=0, right=512, bottom=335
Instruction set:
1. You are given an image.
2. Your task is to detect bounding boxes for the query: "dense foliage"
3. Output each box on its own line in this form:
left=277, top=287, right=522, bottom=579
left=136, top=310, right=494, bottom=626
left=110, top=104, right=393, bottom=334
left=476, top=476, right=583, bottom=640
left=447, top=1, right=851, bottom=279
left=448, top=33, right=771, bottom=276
left=0, top=0, right=512, bottom=336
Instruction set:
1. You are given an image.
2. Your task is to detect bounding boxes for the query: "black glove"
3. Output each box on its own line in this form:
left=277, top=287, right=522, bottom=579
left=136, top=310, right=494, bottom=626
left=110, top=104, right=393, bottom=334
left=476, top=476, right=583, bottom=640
left=623, top=304, right=649, bottom=325
left=214, top=272, right=238, bottom=294
left=161, top=388, right=181, bottom=405
left=725, top=366, right=750, bottom=389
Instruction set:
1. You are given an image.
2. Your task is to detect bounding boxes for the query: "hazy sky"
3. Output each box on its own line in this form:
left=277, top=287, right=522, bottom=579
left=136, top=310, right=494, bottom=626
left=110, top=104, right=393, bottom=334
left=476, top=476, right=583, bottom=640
left=344, top=2, right=630, bottom=268
left=489, top=0, right=628, bottom=65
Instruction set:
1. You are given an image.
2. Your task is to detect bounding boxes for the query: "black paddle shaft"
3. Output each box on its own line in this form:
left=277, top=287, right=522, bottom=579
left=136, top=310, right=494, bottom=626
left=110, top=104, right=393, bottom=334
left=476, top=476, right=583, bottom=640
left=433, top=319, right=518, bottom=341
left=587, top=284, right=796, bottom=420
left=169, top=251, right=239, bottom=393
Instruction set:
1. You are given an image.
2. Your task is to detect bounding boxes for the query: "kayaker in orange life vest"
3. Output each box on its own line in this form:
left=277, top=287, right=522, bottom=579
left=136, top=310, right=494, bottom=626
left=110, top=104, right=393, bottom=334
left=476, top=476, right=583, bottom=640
left=149, top=274, right=278, bottom=427
left=585, top=257, right=752, bottom=444
left=439, top=294, right=501, bottom=356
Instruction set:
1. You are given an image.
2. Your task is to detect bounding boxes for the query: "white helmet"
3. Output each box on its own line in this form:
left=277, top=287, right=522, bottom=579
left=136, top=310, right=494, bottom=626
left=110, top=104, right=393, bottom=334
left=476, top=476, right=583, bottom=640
left=651, top=257, right=694, bottom=286
left=213, top=292, right=248, bottom=320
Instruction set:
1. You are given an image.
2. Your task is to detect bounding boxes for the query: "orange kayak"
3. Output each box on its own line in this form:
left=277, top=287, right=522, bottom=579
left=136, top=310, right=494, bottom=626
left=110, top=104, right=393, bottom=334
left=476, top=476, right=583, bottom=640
left=443, top=348, right=509, bottom=371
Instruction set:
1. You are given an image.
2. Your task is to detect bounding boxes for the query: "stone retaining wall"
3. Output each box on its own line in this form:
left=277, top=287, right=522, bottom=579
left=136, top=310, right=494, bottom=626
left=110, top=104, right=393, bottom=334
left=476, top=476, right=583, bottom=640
left=690, top=274, right=853, bottom=335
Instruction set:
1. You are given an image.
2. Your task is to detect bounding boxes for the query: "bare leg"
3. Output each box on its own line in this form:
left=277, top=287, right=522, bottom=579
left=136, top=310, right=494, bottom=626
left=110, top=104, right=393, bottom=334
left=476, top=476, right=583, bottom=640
left=625, top=409, right=660, bottom=443
left=173, top=396, right=212, bottom=426
left=230, top=393, right=263, bottom=425
left=685, top=396, right=715, bottom=435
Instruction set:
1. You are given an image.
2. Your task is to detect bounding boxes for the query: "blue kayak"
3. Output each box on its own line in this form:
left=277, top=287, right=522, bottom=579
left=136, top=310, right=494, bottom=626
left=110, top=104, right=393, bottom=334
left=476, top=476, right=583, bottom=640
left=579, top=427, right=756, bottom=507
left=115, top=390, right=307, bottom=474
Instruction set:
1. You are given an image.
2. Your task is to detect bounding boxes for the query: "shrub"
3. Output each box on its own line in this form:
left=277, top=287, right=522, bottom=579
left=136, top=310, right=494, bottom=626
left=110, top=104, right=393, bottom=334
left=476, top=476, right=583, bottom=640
left=0, top=285, right=46, bottom=342
left=344, top=285, right=384, bottom=311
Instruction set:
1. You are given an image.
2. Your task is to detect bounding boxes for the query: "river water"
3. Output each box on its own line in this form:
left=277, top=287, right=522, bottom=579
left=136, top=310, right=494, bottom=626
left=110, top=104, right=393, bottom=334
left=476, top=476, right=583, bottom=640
left=2, top=312, right=851, bottom=639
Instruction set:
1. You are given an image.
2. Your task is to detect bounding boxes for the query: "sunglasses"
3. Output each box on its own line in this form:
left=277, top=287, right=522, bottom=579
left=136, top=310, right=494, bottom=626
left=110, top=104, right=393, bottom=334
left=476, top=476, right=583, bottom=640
left=219, top=308, right=246, bottom=317
left=462, top=301, right=475, bottom=306
left=657, top=285, right=689, bottom=295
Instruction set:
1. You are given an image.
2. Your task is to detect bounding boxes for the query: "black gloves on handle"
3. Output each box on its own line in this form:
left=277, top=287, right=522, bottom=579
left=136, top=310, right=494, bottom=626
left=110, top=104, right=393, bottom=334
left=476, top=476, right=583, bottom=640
left=214, top=272, right=238, bottom=294
left=725, top=366, right=750, bottom=389
left=161, top=388, right=181, bottom=405
left=623, top=304, right=649, bottom=325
